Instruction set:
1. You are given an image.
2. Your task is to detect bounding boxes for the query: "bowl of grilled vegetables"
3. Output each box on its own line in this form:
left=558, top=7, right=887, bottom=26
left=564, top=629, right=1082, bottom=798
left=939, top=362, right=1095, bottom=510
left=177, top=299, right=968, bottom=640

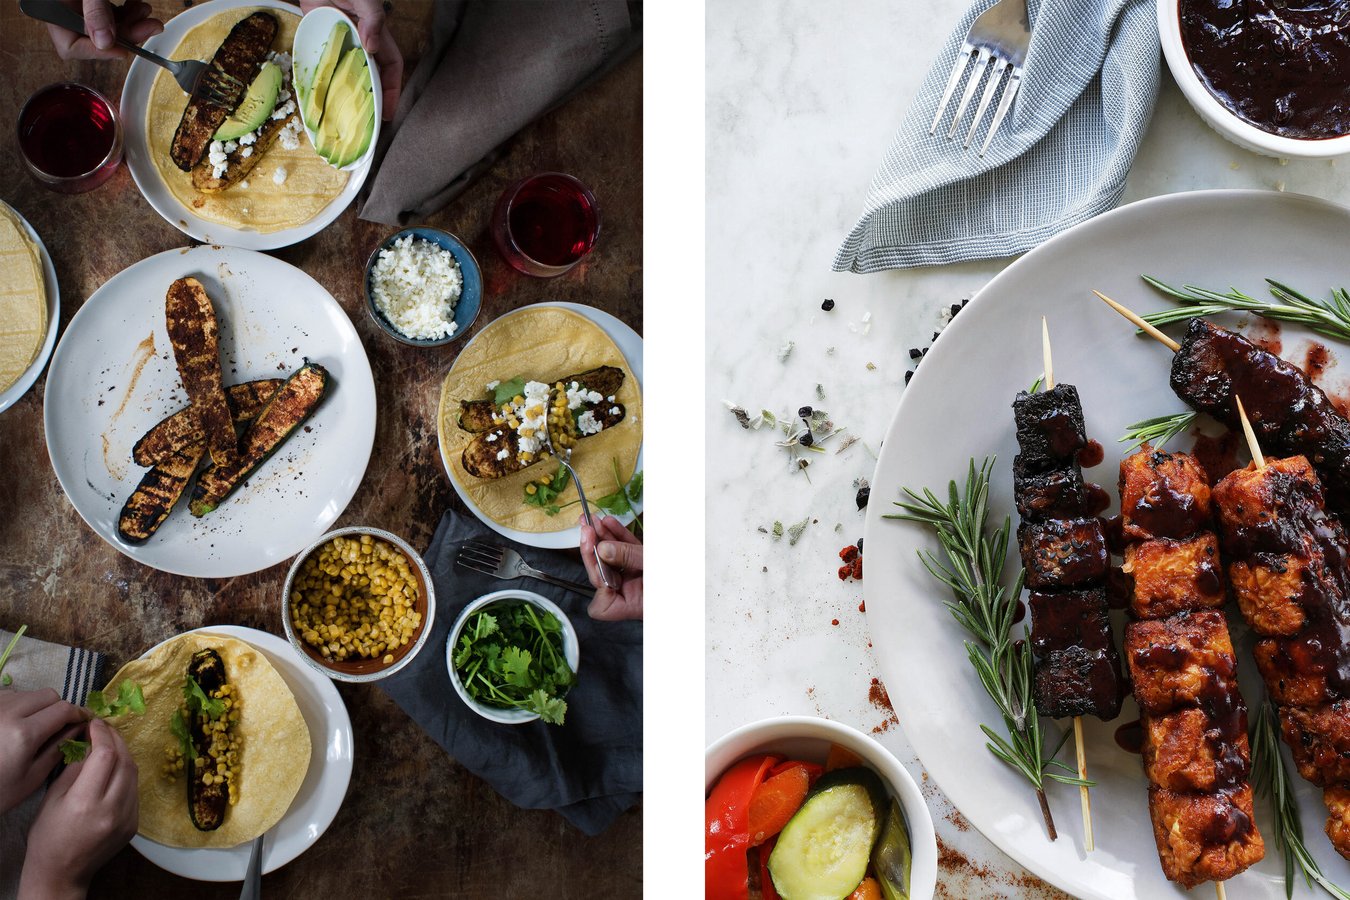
left=281, top=526, right=435, bottom=683
left=364, top=227, right=483, bottom=347
left=706, top=716, right=938, bottom=900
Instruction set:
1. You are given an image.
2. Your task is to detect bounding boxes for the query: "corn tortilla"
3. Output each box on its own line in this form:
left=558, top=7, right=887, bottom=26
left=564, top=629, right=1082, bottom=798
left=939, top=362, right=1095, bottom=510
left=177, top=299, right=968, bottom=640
left=438, top=308, right=642, bottom=533
left=0, top=202, right=47, bottom=394
left=145, top=7, right=348, bottom=233
left=102, top=632, right=310, bottom=849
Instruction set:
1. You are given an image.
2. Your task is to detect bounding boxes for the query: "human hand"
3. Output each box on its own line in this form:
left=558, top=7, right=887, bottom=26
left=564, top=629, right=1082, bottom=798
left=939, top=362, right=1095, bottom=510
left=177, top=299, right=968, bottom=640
left=18, top=718, right=139, bottom=900
left=0, top=689, right=88, bottom=814
left=299, top=0, right=404, bottom=119
left=44, top=1, right=164, bottom=61
left=580, top=516, right=643, bottom=621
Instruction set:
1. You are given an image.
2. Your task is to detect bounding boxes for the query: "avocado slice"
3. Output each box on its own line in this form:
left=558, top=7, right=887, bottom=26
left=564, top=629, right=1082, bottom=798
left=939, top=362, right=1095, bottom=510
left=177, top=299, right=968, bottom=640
left=315, top=47, right=374, bottom=167
left=215, top=61, right=282, bottom=141
left=303, top=21, right=348, bottom=129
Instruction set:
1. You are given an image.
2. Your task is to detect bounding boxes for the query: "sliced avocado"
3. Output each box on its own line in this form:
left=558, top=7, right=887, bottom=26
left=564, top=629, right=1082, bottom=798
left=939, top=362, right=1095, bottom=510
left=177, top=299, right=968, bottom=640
left=215, top=62, right=282, bottom=141
left=303, top=21, right=348, bottom=129
left=315, top=47, right=374, bottom=166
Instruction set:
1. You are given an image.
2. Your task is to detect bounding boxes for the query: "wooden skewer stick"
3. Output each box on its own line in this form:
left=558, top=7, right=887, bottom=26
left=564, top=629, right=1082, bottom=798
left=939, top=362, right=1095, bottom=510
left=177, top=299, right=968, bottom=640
left=1235, top=395, right=1265, bottom=470
left=1042, top=318, right=1096, bottom=853
left=1092, top=290, right=1182, bottom=353
left=1215, top=880, right=1228, bottom=900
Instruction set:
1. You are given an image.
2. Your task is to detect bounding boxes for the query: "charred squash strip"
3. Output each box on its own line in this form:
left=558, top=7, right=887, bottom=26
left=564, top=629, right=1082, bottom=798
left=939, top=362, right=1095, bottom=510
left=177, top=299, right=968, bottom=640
left=461, top=402, right=625, bottom=479
left=166, top=277, right=238, bottom=468
left=189, top=362, right=329, bottom=516
left=117, top=445, right=207, bottom=544
left=185, top=649, right=229, bottom=832
left=133, top=379, right=283, bottom=467
left=457, top=366, right=627, bottom=432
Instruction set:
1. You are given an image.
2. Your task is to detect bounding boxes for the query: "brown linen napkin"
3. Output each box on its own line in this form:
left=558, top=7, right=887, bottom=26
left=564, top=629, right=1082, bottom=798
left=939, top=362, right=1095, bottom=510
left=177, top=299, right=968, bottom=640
left=0, top=629, right=107, bottom=898
left=359, top=0, right=641, bottom=225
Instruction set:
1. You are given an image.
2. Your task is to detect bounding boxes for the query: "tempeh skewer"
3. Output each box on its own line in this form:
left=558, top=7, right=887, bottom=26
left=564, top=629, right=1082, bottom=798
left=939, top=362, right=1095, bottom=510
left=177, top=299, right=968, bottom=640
left=1041, top=319, right=1096, bottom=852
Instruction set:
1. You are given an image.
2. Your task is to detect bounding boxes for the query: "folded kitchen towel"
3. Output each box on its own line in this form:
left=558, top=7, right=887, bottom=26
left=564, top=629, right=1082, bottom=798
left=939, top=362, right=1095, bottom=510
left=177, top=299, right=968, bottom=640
left=833, top=0, right=1160, bottom=272
left=378, top=510, right=642, bottom=836
left=359, top=0, right=642, bottom=225
left=0, top=628, right=107, bottom=899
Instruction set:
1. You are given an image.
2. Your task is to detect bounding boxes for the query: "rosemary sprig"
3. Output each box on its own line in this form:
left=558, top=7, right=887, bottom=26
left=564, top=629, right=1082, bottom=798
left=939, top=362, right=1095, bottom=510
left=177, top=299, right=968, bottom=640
left=884, top=457, right=1086, bottom=841
left=1141, top=275, right=1350, bottom=344
left=1251, top=700, right=1350, bottom=900
left=1118, top=411, right=1197, bottom=453
left=1027, top=375, right=1044, bottom=394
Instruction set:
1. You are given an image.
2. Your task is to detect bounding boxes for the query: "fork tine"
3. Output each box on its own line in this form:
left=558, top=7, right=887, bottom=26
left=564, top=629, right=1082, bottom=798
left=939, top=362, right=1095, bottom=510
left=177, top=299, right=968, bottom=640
left=458, top=545, right=504, bottom=566
left=462, top=539, right=503, bottom=555
left=454, top=558, right=502, bottom=578
left=978, top=65, right=1022, bottom=156
left=947, top=47, right=991, bottom=139
left=963, top=57, right=1008, bottom=148
left=929, top=43, right=974, bottom=136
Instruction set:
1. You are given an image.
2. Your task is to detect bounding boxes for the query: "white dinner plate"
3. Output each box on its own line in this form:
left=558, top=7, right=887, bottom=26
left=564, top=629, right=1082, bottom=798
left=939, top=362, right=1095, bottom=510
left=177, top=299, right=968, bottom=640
left=865, top=190, right=1350, bottom=899
left=44, top=244, right=376, bottom=578
left=120, top=0, right=375, bottom=250
left=439, top=301, right=644, bottom=549
left=129, top=626, right=353, bottom=880
left=0, top=201, right=60, bottom=414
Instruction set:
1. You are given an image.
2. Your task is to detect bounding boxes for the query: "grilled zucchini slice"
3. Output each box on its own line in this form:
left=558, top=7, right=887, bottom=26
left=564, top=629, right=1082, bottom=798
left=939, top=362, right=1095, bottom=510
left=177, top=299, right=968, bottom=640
left=185, top=649, right=229, bottom=832
left=456, top=366, right=627, bottom=433
left=191, top=111, right=298, bottom=193
left=460, top=402, right=626, bottom=480
left=133, top=379, right=282, bottom=468
left=117, top=445, right=207, bottom=544
left=166, top=277, right=237, bottom=467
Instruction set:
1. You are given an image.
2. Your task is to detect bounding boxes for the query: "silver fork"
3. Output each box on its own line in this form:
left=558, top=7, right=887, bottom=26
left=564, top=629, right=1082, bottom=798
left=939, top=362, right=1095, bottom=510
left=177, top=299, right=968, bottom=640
left=928, top=0, right=1031, bottom=156
left=456, top=541, right=595, bottom=599
left=239, top=833, right=264, bottom=900
left=535, top=429, right=622, bottom=591
left=19, top=0, right=245, bottom=107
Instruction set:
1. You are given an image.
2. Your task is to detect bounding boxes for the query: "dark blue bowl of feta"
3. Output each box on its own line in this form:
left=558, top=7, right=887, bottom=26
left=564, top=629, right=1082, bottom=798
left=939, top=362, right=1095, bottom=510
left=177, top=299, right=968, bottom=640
left=364, top=227, right=483, bottom=347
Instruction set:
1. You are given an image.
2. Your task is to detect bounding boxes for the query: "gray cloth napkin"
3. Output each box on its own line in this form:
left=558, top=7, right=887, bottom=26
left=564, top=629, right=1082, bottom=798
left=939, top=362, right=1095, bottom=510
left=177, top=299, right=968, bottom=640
left=833, top=0, right=1160, bottom=272
left=0, top=629, right=107, bottom=899
left=377, top=511, right=642, bottom=836
left=359, top=0, right=642, bottom=225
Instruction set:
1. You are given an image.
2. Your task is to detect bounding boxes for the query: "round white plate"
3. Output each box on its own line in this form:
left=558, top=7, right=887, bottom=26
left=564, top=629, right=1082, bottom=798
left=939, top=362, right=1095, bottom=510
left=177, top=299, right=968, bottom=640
left=439, top=301, right=643, bottom=549
left=0, top=202, right=60, bottom=414
left=128, top=625, right=353, bottom=880
left=864, top=190, right=1350, bottom=899
left=44, top=244, right=376, bottom=578
left=120, top=0, right=375, bottom=250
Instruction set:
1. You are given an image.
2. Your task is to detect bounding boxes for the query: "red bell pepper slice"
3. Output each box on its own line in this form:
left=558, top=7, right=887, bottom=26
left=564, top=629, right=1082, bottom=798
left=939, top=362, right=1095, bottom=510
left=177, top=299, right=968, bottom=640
left=759, top=837, right=781, bottom=900
left=706, top=754, right=779, bottom=900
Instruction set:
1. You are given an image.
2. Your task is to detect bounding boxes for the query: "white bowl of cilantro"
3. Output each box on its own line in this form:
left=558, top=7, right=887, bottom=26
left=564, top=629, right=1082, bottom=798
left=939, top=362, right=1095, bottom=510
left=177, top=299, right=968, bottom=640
left=446, top=589, right=580, bottom=726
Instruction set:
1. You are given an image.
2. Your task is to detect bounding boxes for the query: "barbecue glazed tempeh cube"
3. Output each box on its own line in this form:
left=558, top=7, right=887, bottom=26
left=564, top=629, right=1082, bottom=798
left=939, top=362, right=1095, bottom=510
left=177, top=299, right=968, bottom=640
left=1018, top=518, right=1109, bottom=589
left=1032, top=645, right=1124, bottom=720
left=1229, top=548, right=1311, bottom=637
left=1012, top=385, right=1087, bottom=470
left=1323, top=784, right=1350, bottom=860
left=1127, top=612, right=1238, bottom=714
left=1013, top=456, right=1087, bottom=521
left=1280, top=702, right=1350, bottom=787
left=1148, top=785, right=1265, bottom=887
left=1125, top=534, right=1225, bottom=619
left=1028, top=588, right=1112, bottom=657
left=1119, top=447, right=1212, bottom=542
left=1254, top=637, right=1333, bottom=708
left=1213, top=456, right=1326, bottom=556
left=1144, top=707, right=1251, bottom=794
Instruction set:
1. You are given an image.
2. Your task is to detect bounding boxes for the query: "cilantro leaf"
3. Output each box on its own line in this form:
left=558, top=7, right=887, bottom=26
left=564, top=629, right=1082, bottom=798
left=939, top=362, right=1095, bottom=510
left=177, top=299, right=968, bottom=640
left=184, top=676, right=225, bottom=719
left=626, top=472, right=642, bottom=502
left=170, top=708, right=194, bottom=761
left=524, top=465, right=571, bottom=511
left=116, top=681, right=146, bottom=715
left=500, top=647, right=534, bottom=687
left=450, top=602, right=575, bottom=726
left=60, top=739, right=91, bottom=764
left=493, top=377, right=527, bottom=406
left=529, top=690, right=568, bottom=725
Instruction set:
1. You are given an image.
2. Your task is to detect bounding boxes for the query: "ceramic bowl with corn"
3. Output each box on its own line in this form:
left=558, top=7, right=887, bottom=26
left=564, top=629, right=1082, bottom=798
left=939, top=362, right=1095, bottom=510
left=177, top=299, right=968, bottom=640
left=281, top=526, right=436, bottom=683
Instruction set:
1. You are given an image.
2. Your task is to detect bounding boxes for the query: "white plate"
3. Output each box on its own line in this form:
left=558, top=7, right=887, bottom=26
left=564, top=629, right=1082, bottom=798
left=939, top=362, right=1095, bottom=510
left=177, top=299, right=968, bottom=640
left=0, top=202, right=60, bottom=414
left=44, top=244, right=376, bottom=578
left=129, top=625, right=353, bottom=880
left=865, top=190, right=1350, bottom=899
left=291, top=6, right=381, bottom=171
left=440, top=301, right=643, bottom=549
left=120, top=0, right=375, bottom=250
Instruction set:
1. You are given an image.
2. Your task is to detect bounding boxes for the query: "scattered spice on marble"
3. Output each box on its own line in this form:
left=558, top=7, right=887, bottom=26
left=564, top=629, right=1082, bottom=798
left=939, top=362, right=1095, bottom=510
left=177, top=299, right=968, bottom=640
left=787, top=517, right=810, bottom=545
left=831, top=618, right=840, bottom=626
left=865, top=362, right=876, bottom=370
left=835, top=434, right=859, bottom=454
left=837, top=542, right=863, bottom=580
left=815, top=383, right=825, bottom=400
left=821, top=298, right=835, bottom=311
left=777, top=340, right=795, bottom=362
left=858, top=601, right=865, bottom=612
left=771, top=520, right=783, bottom=537
left=855, top=480, right=870, bottom=509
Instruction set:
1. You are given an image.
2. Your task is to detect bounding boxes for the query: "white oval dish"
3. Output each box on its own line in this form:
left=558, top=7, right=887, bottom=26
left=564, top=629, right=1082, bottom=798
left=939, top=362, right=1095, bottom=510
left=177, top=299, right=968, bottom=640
left=291, top=6, right=382, bottom=173
left=705, top=715, right=938, bottom=900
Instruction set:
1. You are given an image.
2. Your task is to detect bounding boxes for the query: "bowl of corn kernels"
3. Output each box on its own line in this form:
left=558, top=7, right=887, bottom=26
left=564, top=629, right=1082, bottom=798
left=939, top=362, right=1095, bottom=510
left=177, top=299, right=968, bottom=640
left=281, top=526, right=436, bottom=682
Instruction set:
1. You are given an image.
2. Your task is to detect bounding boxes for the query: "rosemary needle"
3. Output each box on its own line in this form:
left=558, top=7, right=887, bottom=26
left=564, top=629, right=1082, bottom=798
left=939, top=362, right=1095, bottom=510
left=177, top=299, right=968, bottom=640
left=1118, top=411, right=1197, bottom=453
left=885, top=457, right=1087, bottom=841
left=1141, top=275, right=1350, bottom=345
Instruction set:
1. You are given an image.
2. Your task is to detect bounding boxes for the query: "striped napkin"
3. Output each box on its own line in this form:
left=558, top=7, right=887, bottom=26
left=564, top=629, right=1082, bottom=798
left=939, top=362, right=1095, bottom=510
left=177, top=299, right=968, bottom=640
left=0, top=629, right=107, bottom=898
left=833, top=0, right=1160, bottom=272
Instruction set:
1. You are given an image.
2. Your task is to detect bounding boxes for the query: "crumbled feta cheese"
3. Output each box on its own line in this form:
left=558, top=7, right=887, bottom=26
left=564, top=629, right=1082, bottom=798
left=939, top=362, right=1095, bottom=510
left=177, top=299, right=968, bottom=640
left=278, top=88, right=291, bottom=103
left=576, top=411, right=603, bottom=435
left=241, top=146, right=253, bottom=158
left=609, top=406, right=621, bottom=416
left=487, top=380, right=500, bottom=391
left=369, top=235, right=463, bottom=341
left=273, top=166, right=288, bottom=185
left=566, top=383, right=593, bottom=410
left=240, top=131, right=257, bottom=146
left=486, top=431, right=498, bottom=442
left=496, top=448, right=510, bottom=461
left=278, top=119, right=302, bottom=151
left=587, top=390, right=603, bottom=404
left=239, top=179, right=249, bottom=189
left=223, top=140, right=238, bottom=153
left=511, top=381, right=551, bottom=457
left=607, top=395, right=615, bottom=403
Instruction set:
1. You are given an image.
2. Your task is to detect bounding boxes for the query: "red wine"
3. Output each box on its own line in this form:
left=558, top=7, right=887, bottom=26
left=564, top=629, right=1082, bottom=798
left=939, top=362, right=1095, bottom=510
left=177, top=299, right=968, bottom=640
left=492, top=173, right=600, bottom=276
left=19, top=83, right=121, bottom=191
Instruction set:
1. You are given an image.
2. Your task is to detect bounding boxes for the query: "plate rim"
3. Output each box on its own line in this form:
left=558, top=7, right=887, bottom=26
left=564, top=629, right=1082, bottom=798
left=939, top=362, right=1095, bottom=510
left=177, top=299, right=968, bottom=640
left=0, top=202, right=61, bottom=414
left=119, top=0, right=374, bottom=251
left=42, top=243, right=376, bottom=578
left=126, top=624, right=353, bottom=880
left=437, top=300, right=644, bottom=549
left=862, top=188, right=1350, bottom=899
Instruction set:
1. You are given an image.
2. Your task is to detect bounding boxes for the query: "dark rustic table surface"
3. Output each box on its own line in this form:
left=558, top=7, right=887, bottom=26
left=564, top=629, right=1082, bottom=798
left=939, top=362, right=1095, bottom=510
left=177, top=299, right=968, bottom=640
left=0, top=1, right=642, bottom=896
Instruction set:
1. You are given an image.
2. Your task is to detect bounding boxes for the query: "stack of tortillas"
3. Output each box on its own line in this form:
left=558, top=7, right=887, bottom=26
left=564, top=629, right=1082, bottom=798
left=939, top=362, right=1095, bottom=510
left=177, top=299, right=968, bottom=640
left=0, top=202, right=48, bottom=395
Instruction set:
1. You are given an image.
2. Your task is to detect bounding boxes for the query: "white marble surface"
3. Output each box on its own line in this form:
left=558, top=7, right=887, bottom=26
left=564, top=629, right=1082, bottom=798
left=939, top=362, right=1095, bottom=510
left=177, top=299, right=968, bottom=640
left=704, top=1, right=1350, bottom=897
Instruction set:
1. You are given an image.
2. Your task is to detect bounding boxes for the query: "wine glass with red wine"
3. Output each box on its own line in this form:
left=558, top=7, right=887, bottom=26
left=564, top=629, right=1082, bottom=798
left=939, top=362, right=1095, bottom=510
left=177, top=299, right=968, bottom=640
left=491, top=173, right=601, bottom=278
left=18, top=83, right=123, bottom=193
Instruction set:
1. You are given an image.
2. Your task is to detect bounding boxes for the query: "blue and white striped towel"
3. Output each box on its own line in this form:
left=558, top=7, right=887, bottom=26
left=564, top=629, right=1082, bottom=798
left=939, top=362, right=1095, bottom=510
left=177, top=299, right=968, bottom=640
left=833, top=0, right=1160, bottom=272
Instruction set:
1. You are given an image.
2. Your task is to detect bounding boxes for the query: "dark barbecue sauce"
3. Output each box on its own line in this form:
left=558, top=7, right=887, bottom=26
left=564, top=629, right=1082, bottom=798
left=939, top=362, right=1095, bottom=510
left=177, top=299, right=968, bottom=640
left=1080, top=439, right=1105, bottom=469
left=1115, top=719, right=1145, bottom=753
left=1179, top=0, right=1350, bottom=140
